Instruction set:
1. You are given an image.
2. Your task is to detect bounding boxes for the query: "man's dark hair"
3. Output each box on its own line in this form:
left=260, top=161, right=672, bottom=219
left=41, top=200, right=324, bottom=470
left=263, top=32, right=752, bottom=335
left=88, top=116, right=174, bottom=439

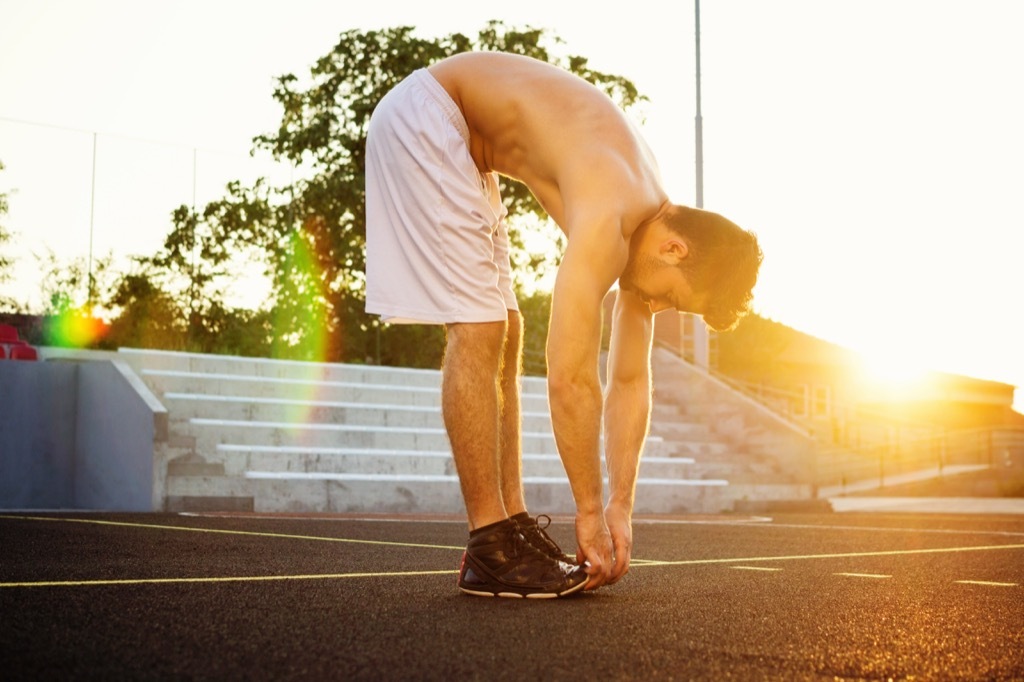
left=666, top=205, right=763, bottom=332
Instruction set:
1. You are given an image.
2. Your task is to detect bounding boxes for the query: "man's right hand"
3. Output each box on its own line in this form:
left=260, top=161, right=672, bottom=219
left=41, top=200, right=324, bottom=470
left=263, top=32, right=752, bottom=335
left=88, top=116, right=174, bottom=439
left=575, top=509, right=613, bottom=590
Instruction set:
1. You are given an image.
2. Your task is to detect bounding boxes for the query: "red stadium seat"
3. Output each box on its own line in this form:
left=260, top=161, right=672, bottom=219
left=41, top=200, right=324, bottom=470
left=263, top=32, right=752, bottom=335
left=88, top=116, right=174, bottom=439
left=9, top=343, right=38, bottom=361
left=0, top=344, right=6, bottom=360
left=0, top=324, right=18, bottom=343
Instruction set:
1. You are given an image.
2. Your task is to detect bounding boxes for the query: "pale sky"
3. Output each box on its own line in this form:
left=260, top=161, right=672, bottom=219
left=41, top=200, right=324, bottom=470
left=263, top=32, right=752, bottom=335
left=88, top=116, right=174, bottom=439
left=1, top=0, right=1022, bottom=410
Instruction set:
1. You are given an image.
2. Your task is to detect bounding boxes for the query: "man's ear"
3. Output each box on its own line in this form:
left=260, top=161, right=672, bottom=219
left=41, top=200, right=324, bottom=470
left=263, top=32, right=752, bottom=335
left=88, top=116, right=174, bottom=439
left=659, top=239, right=689, bottom=265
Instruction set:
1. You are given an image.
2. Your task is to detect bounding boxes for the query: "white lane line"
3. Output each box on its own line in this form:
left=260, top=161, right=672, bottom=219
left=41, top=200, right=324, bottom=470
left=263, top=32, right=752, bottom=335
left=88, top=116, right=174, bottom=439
left=634, top=517, right=772, bottom=525
left=0, top=570, right=458, bottom=589
left=834, top=572, right=892, bottom=579
left=731, top=566, right=783, bottom=572
left=1, top=515, right=465, bottom=551
left=955, top=580, right=1018, bottom=588
left=638, top=543, right=1024, bottom=567
left=744, top=521, right=1024, bottom=540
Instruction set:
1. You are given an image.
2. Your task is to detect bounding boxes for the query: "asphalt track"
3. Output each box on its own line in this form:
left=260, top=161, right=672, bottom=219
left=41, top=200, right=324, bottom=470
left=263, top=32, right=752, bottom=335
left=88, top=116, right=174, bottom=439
left=1, top=511, right=1022, bottom=681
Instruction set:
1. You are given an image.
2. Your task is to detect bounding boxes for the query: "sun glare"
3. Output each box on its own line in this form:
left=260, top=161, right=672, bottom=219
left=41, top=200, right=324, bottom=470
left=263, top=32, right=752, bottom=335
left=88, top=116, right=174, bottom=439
left=858, top=350, right=931, bottom=401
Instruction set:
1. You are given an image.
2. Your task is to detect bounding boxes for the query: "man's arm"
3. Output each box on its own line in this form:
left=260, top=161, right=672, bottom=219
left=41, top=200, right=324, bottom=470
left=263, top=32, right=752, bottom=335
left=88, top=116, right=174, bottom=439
left=602, top=288, right=654, bottom=583
left=546, top=221, right=626, bottom=590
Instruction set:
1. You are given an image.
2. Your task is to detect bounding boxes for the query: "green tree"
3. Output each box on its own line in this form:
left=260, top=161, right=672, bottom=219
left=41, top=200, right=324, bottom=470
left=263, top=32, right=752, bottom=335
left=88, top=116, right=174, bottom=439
left=123, top=187, right=274, bottom=353
left=37, top=249, right=116, bottom=316
left=192, top=22, right=644, bottom=367
left=715, top=313, right=794, bottom=381
left=0, top=160, right=17, bottom=311
left=517, top=290, right=554, bottom=376
left=104, top=266, right=187, bottom=350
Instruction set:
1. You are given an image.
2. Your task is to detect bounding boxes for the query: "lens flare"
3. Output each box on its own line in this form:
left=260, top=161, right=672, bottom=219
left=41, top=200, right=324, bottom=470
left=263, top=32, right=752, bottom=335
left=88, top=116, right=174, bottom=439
left=271, top=227, right=333, bottom=426
left=46, top=309, right=107, bottom=348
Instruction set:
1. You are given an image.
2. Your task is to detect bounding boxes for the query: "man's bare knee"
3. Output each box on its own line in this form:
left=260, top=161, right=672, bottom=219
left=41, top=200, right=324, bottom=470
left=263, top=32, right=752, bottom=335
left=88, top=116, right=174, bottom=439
left=444, top=320, right=508, bottom=374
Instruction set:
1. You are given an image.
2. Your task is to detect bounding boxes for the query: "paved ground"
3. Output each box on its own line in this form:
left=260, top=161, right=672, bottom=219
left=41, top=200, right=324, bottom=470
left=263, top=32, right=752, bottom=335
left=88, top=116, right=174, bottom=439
left=1, top=510, right=1022, bottom=680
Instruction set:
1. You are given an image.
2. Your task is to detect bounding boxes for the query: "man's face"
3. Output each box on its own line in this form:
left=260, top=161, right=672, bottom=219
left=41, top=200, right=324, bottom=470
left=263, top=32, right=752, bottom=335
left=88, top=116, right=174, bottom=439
left=619, top=249, right=704, bottom=316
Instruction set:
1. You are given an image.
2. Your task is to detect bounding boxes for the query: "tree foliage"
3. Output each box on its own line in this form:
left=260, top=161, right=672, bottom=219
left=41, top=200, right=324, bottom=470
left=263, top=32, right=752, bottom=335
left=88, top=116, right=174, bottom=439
left=103, top=22, right=646, bottom=369
left=37, top=250, right=116, bottom=317
left=105, top=266, right=187, bottom=349
left=0, top=160, right=16, bottom=310
left=715, top=313, right=796, bottom=381
left=0, top=162, right=10, bottom=274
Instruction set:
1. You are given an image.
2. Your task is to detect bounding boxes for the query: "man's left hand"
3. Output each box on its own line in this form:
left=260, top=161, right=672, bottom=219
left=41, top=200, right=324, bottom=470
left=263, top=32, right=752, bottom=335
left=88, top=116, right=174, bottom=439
left=604, top=501, right=633, bottom=584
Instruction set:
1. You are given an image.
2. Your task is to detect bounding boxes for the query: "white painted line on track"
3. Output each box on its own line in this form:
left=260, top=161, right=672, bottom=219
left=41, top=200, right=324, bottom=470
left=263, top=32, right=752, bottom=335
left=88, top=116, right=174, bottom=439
left=6, top=517, right=1021, bottom=591
left=955, top=580, right=1018, bottom=588
left=638, top=543, right=1024, bottom=567
left=633, top=516, right=773, bottom=525
left=179, top=512, right=468, bottom=524
left=741, top=521, right=1024, bottom=539
left=0, top=570, right=458, bottom=589
left=834, top=572, right=892, bottom=579
left=2, top=515, right=465, bottom=551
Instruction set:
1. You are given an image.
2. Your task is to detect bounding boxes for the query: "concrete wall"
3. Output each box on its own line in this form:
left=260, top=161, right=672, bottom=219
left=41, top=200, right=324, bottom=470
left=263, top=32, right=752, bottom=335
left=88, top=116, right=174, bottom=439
left=0, top=362, right=77, bottom=507
left=74, top=361, right=167, bottom=510
left=0, top=358, right=166, bottom=510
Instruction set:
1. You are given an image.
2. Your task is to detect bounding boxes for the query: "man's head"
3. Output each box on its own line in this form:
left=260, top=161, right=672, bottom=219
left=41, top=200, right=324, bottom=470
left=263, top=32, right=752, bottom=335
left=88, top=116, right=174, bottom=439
left=619, top=204, right=762, bottom=331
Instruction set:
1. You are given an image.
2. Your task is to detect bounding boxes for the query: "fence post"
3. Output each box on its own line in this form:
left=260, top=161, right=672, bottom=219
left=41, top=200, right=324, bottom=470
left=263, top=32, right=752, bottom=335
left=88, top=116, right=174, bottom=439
left=937, top=429, right=945, bottom=476
left=87, top=131, right=98, bottom=308
left=879, top=442, right=886, bottom=490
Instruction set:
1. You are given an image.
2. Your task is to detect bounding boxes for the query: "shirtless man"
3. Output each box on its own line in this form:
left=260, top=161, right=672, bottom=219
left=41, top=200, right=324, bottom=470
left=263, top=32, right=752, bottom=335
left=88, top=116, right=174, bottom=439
left=365, top=52, right=762, bottom=598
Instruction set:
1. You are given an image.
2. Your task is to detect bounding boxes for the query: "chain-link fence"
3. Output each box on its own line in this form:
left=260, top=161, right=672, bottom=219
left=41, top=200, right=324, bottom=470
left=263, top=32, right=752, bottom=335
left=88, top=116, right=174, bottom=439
left=0, top=117, right=293, bottom=311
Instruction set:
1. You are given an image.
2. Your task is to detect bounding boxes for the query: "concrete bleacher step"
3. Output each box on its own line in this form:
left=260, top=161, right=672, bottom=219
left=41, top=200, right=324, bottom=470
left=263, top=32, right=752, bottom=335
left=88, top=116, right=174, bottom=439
left=165, top=471, right=726, bottom=515
left=162, top=392, right=557, bottom=434
left=182, top=418, right=559, bottom=454
left=209, top=444, right=695, bottom=479
left=120, top=348, right=443, bottom=386
left=658, top=440, right=732, bottom=459
left=142, top=370, right=444, bottom=407
left=163, top=394, right=446, bottom=429
left=120, top=348, right=738, bottom=514
left=144, top=369, right=553, bottom=416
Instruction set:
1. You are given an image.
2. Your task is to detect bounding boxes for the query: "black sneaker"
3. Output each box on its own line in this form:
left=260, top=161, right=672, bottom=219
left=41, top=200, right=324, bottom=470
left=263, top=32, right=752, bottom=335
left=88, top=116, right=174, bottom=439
left=518, top=514, right=577, bottom=565
left=458, top=519, right=588, bottom=599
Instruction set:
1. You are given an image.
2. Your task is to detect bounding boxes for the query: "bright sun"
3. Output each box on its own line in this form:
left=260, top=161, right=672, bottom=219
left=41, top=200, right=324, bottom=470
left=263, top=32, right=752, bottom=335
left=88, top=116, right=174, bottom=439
left=858, top=349, right=931, bottom=400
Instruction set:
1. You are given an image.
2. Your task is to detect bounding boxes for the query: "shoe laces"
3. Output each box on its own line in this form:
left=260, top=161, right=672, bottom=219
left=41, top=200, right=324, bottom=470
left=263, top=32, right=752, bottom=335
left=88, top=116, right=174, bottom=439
left=521, top=514, right=570, bottom=560
left=507, top=520, right=549, bottom=562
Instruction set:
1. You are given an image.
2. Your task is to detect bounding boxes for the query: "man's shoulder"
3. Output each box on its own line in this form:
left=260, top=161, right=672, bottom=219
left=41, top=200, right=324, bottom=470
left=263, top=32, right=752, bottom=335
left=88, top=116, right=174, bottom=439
left=560, top=162, right=668, bottom=231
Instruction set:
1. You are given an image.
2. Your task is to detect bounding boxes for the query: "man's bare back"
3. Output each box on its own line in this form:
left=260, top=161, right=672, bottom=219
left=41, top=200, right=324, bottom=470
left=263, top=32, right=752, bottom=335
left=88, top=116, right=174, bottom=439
left=429, top=52, right=667, bottom=238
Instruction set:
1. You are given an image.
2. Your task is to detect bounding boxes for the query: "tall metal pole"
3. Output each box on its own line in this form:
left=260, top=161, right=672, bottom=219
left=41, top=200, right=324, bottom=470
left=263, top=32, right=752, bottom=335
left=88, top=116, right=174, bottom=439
left=692, top=0, right=711, bottom=369
left=87, top=131, right=97, bottom=310
left=695, top=0, right=704, bottom=210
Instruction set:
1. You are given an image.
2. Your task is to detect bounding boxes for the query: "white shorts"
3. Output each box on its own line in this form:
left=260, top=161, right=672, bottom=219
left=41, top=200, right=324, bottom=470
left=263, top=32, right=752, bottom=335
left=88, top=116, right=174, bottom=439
left=364, top=69, right=518, bottom=325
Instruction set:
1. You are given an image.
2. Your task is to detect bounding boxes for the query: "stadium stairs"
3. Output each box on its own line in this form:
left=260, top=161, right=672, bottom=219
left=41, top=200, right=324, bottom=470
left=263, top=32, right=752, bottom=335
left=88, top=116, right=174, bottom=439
left=32, top=346, right=818, bottom=515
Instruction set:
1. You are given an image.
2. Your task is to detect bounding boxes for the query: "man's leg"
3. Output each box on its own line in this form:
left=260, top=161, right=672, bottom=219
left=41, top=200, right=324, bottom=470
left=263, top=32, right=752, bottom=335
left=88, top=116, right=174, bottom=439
left=442, top=320, right=508, bottom=530
left=498, top=310, right=578, bottom=564
left=497, top=310, right=527, bottom=518
left=446, top=316, right=589, bottom=597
